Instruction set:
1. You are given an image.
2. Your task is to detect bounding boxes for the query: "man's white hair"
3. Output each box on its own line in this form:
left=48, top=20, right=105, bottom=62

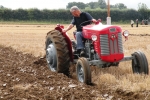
left=70, top=6, right=80, bottom=12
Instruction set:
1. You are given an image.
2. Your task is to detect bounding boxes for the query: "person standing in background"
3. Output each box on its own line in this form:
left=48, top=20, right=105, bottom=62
left=131, top=20, right=134, bottom=27
left=136, top=19, right=138, bottom=27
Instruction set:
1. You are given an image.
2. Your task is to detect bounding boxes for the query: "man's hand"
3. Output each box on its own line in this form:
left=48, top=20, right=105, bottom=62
left=62, top=29, right=67, bottom=33
left=92, top=19, right=97, bottom=23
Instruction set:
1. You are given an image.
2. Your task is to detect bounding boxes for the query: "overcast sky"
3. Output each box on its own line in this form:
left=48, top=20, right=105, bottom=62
left=0, top=0, right=149, bottom=10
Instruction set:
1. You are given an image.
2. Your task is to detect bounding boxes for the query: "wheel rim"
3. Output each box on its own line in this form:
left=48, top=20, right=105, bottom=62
left=77, top=64, right=84, bottom=82
left=133, top=60, right=140, bottom=73
left=46, top=42, right=57, bottom=72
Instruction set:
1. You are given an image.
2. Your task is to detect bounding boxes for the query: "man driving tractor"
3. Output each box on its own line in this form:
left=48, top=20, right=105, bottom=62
left=63, top=6, right=97, bottom=56
left=45, top=6, right=149, bottom=84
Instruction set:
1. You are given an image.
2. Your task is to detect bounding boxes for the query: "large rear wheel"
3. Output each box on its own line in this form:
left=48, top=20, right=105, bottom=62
left=45, top=30, right=70, bottom=76
left=132, top=51, right=149, bottom=74
left=76, top=57, right=91, bottom=84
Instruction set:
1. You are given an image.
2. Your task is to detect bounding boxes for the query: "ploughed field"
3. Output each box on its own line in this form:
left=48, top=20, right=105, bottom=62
left=0, top=24, right=150, bottom=100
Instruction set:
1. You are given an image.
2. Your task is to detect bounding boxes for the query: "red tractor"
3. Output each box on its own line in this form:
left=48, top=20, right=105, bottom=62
left=45, top=20, right=149, bottom=85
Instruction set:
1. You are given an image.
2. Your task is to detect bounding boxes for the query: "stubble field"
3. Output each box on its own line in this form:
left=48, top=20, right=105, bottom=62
left=0, top=23, right=150, bottom=100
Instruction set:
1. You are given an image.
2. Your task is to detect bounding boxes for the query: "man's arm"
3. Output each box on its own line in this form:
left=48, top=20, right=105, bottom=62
left=85, top=12, right=97, bottom=23
left=63, top=24, right=74, bottom=33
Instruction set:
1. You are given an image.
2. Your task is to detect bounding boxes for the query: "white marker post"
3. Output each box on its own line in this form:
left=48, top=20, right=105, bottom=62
left=107, top=0, right=111, bottom=25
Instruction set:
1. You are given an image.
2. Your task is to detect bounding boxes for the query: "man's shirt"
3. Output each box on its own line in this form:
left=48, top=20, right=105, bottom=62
left=71, top=12, right=93, bottom=31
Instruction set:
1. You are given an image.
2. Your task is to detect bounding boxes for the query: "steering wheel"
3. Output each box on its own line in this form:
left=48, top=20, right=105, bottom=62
left=79, top=20, right=93, bottom=27
left=79, top=19, right=101, bottom=27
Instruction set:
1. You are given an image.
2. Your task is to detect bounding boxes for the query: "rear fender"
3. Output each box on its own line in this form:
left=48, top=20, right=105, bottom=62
left=55, top=25, right=73, bottom=62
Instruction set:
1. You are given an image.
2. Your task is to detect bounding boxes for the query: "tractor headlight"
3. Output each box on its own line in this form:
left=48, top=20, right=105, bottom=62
left=91, top=35, right=97, bottom=41
left=123, top=30, right=129, bottom=41
left=123, top=30, right=129, bottom=37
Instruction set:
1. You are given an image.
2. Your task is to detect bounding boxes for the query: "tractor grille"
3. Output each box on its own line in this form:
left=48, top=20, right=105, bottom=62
left=100, top=34, right=110, bottom=55
left=100, top=33, right=123, bottom=55
left=118, top=33, right=123, bottom=53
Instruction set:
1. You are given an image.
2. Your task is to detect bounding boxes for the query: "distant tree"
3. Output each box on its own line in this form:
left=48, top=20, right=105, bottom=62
left=66, top=1, right=128, bottom=10
left=66, top=2, right=86, bottom=9
left=138, top=3, right=149, bottom=19
left=2, top=9, right=12, bottom=20
left=98, top=0, right=107, bottom=9
left=110, top=5, right=116, bottom=9
left=0, top=5, right=5, bottom=9
left=28, top=8, right=43, bottom=20
left=12, top=9, right=28, bottom=20
left=114, top=3, right=127, bottom=9
left=87, top=2, right=97, bottom=9
left=138, top=3, right=148, bottom=10
left=87, top=0, right=106, bottom=9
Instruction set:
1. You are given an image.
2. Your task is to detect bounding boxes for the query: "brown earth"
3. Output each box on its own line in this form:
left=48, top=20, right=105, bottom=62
left=0, top=45, right=148, bottom=100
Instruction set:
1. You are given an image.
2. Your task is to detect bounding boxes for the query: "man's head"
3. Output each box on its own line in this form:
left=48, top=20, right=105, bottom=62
left=70, top=6, right=81, bottom=17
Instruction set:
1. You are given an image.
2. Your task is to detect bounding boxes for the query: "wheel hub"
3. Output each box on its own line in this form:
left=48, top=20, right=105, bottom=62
left=46, top=47, right=53, bottom=64
left=78, top=65, right=84, bottom=82
left=46, top=43, right=57, bottom=71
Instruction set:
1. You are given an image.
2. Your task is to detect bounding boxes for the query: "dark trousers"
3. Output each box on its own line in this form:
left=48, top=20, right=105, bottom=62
left=136, top=23, right=138, bottom=27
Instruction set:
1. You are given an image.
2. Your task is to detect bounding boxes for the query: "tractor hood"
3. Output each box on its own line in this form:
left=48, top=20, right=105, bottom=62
left=82, top=23, right=122, bottom=33
left=82, top=22, right=122, bottom=40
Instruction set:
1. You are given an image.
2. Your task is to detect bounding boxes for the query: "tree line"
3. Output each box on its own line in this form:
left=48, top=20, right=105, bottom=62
left=0, top=0, right=149, bottom=23
left=0, top=8, right=149, bottom=22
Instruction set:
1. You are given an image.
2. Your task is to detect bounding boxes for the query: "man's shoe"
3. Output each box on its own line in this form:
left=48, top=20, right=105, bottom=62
left=77, top=49, right=81, bottom=55
left=80, top=49, right=85, bottom=57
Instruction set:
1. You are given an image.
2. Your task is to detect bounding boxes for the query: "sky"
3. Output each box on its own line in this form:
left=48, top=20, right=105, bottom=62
left=0, top=0, right=149, bottom=10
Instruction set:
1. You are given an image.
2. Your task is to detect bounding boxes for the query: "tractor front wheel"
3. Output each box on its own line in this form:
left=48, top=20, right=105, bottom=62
left=132, top=51, right=149, bottom=74
left=76, top=57, right=91, bottom=84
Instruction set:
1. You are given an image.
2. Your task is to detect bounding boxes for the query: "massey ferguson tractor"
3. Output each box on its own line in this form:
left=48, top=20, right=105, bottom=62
left=45, top=19, right=149, bottom=85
